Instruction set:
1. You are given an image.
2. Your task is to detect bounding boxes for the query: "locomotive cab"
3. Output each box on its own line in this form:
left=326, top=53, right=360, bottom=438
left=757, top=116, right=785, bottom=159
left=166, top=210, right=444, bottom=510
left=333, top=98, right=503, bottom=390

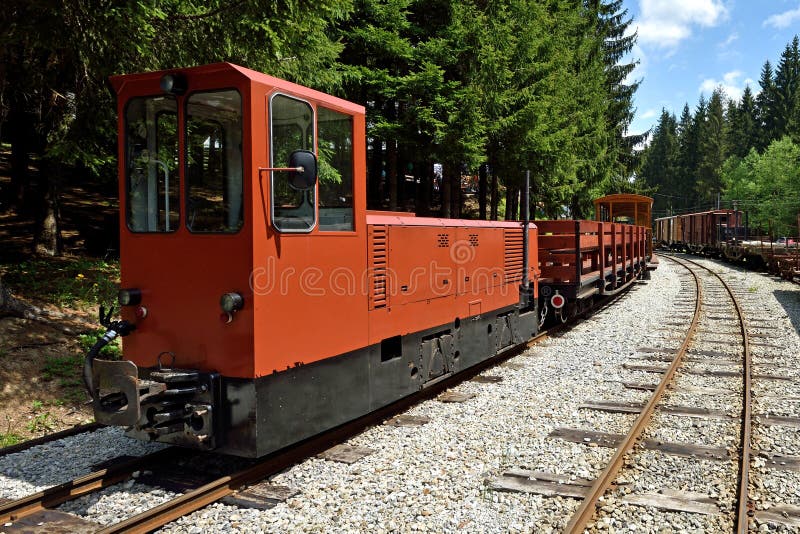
left=91, top=63, right=368, bottom=454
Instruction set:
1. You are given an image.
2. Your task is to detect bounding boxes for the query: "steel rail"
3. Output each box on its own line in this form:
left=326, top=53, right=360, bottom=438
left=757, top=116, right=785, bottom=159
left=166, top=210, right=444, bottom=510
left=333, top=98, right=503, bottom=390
left=565, top=254, right=701, bottom=532
left=670, top=255, right=752, bottom=532
left=100, top=287, right=639, bottom=534
left=0, top=447, right=179, bottom=524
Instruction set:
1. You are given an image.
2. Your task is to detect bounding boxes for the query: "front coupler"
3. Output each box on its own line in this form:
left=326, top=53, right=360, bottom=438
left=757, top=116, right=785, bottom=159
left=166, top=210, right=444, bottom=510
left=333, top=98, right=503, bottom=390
left=84, top=307, right=221, bottom=450
left=90, top=360, right=221, bottom=450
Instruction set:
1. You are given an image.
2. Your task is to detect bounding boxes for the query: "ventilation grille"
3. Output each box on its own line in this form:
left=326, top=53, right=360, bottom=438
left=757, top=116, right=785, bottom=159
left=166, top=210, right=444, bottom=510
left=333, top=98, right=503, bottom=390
left=369, top=225, right=388, bottom=309
left=504, top=229, right=524, bottom=283
left=469, top=233, right=479, bottom=247
left=437, top=233, right=450, bottom=248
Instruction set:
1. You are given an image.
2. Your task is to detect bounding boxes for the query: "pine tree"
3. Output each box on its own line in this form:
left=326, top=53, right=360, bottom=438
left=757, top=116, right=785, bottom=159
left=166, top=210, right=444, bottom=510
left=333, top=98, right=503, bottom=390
left=696, top=88, right=727, bottom=205
left=593, top=0, right=644, bottom=177
left=639, top=109, right=678, bottom=217
left=773, top=36, right=800, bottom=140
left=756, top=60, right=778, bottom=149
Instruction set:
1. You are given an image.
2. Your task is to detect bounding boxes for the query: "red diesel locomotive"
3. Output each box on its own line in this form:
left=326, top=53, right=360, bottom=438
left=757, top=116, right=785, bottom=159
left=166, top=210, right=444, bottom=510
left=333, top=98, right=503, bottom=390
left=84, top=63, right=652, bottom=457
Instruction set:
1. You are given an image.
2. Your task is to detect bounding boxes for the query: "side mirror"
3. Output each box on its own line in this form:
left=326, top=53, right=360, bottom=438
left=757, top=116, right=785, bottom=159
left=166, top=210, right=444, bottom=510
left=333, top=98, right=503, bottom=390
left=288, top=150, right=317, bottom=190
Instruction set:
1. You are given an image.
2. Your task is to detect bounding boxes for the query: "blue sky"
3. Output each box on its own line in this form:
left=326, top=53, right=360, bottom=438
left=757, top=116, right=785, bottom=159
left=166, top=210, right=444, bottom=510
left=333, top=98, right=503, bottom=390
left=622, top=0, right=800, bottom=137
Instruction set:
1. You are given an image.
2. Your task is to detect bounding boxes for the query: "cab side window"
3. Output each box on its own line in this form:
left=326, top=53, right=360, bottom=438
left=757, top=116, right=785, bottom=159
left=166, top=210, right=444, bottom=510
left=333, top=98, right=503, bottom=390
left=317, top=107, right=354, bottom=231
left=270, top=94, right=315, bottom=232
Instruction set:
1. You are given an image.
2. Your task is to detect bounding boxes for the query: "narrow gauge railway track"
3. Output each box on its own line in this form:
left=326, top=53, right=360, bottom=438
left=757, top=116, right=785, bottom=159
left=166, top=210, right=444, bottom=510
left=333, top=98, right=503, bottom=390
left=0, top=447, right=179, bottom=526
left=0, top=423, right=102, bottom=459
left=676, top=255, right=800, bottom=530
left=0, top=288, right=634, bottom=533
left=563, top=253, right=752, bottom=532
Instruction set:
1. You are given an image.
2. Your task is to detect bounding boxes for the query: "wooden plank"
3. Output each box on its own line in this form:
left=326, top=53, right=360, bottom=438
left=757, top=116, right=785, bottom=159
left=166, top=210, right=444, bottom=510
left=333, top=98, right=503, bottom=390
left=755, top=414, right=800, bottom=428
left=753, top=374, right=793, bottom=381
left=750, top=342, right=789, bottom=350
left=1, top=510, right=101, bottom=533
left=637, top=347, right=679, bottom=354
left=580, top=401, right=643, bottom=414
left=754, top=504, right=800, bottom=528
left=486, top=470, right=591, bottom=498
left=438, top=391, right=476, bottom=403
left=318, top=444, right=375, bottom=464
left=622, top=490, right=720, bottom=515
left=471, top=375, right=503, bottom=383
left=383, top=415, right=431, bottom=427
left=622, top=382, right=658, bottom=391
left=681, top=385, right=735, bottom=395
left=661, top=405, right=734, bottom=420
left=548, top=428, right=625, bottom=448
left=689, top=349, right=738, bottom=359
left=581, top=401, right=733, bottom=420
left=623, top=363, right=668, bottom=373
left=761, top=455, right=800, bottom=472
left=222, top=483, right=299, bottom=510
left=641, top=439, right=728, bottom=460
left=548, top=428, right=728, bottom=460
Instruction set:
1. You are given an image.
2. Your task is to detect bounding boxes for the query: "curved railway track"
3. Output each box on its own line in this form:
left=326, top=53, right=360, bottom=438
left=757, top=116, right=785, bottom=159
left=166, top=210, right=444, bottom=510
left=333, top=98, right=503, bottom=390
left=564, top=253, right=753, bottom=532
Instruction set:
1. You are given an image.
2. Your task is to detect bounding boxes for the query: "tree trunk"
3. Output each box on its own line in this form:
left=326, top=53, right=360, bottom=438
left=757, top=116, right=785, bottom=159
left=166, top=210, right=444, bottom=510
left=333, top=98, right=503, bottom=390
left=416, top=159, right=433, bottom=217
left=387, top=139, right=398, bottom=211
left=368, top=136, right=383, bottom=209
left=505, top=184, right=518, bottom=221
left=7, top=110, right=33, bottom=213
left=478, top=163, right=487, bottom=220
left=0, top=276, right=30, bottom=319
left=0, top=275, right=93, bottom=333
left=441, top=164, right=452, bottom=218
left=490, top=169, right=499, bottom=221
left=450, top=167, right=461, bottom=218
left=33, top=160, right=62, bottom=256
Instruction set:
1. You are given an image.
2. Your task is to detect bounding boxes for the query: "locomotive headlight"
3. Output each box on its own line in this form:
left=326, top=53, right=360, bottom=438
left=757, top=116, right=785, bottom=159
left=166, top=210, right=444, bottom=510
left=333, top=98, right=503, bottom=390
left=220, top=292, right=244, bottom=313
left=118, top=288, right=142, bottom=306
left=160, top=73, right=187, bottom=95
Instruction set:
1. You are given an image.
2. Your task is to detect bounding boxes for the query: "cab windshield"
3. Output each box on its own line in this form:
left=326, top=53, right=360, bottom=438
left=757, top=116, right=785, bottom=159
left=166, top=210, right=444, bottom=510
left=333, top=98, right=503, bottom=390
left=124, top=90, right=243, bottom=234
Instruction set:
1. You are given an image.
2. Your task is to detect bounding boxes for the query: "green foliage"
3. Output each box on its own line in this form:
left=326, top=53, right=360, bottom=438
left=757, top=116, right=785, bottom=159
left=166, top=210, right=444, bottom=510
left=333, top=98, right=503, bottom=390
left=640, top=35, right=800, bottom=220
left=1, top=258, right=119, bottom=309
left=26, top=412, right=56, bottom=434
left=3, top=0, right=639, bottom=222
left=42, top=352, right=93, bottom=404
left=0, top=431, right=23, bottom=447
left=722, top=137, right=800, bottom=236
left=77, top=330, right=122, bottom=359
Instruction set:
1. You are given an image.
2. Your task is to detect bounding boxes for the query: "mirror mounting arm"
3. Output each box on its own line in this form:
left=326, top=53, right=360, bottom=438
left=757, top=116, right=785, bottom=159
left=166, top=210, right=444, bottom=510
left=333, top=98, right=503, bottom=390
left=258, top=167, right=305, bottom=173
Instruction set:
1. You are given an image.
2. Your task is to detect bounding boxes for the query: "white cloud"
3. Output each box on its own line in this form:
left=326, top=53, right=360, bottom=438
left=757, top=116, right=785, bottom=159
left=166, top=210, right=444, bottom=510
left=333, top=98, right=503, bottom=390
left=640, top=108, right=659, bottom=120
left=698, top=71, right=757, bottom=101
left=719, top=32, right=738, bottom=48
left=763, top=5, right=800, bottom=29
left=636, top=0, right=729, bottom=49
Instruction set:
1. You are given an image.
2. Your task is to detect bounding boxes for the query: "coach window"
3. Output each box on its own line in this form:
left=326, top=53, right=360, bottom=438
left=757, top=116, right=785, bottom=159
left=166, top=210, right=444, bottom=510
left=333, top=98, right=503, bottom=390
left=270, top=94, right=315, bottom=232
left=317, top=107, right=354, bottom=231
left=125, top=96, right=179, bottom=232
left=186, top=90, right=243, bottom=233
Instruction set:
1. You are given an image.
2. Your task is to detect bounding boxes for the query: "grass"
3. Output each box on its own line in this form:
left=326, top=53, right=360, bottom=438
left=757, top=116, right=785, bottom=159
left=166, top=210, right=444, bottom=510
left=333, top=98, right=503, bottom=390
left=1, top=256, right=119, bottom=310
left=0, top=431, right=23, bottom=447
left=42, top=352, right=92, bottom=404
left=26, top=412, right=56, bottom=433
left=38, top=330, right=119, bottom=405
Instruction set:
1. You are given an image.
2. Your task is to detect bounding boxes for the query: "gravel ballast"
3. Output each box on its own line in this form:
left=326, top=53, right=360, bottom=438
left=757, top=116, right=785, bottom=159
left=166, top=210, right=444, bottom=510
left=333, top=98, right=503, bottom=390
left=1, top=256, right=798, bottom=533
